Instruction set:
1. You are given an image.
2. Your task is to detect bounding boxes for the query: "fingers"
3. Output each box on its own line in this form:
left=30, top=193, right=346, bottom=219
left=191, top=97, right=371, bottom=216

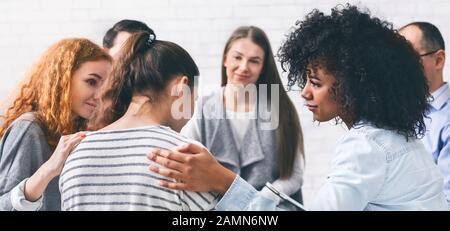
left=59, top=135, right=70, bottom=144
left=147, top=152, right=186, bottom=172
left=175, top=142, right=204, bottom=153
left=148, top=148, right=187, bottom=164
left=159, top=180, right=189, bottom=190
left=67, top=132, right=86, bottom=146
left=149, top=165, right=184, bottom=181
left=63, top=132, right=86, bottom=154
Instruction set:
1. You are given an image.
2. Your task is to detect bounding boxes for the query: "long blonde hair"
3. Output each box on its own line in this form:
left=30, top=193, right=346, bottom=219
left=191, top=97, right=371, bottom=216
left=89, top=32, right=199, bottom=130
left=0, top=38, right=111, bottom=149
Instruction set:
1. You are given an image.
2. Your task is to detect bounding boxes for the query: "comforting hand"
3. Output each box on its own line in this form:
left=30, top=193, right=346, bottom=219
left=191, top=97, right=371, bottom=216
left=147, top=143, right=236, bottom=194
left=45, top=132, right=86, bottom=177
left=24, top=132, right=86, bottom=202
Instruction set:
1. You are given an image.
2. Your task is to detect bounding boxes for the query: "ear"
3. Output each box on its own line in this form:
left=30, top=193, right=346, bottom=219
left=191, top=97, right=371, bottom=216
left=174, top=76, right=189, bottom=97
left=435, top=50, right=446, bottom=70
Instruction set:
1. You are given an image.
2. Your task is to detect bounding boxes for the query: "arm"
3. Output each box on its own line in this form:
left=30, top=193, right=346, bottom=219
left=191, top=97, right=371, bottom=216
left=0, top=120, right=85, bottom=211
left=147, top=143, right=282, bottom=211
left=0, top=120, right=48, bottom=210
left=148, top=143, right=235, bottom=194
left=215, top=175, right=280, bottom=211
left=23, top=133, right=86, bottom=202
left=437, top=125, right=450, bottom=208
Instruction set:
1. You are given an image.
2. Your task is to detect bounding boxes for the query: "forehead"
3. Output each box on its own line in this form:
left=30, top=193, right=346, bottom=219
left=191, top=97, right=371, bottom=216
left=114, top=31, right=132, bottom=46
left=399, top=25, right=424, bottom=51
left=75, top=60, right=111, bottom=75
left=228, top=38, right=264, bottom=57
left=307, top=63, right=336, bottom=81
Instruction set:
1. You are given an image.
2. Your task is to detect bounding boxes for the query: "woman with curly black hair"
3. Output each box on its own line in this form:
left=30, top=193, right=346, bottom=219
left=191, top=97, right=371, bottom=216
left=146, top=4, right=448, bottom=210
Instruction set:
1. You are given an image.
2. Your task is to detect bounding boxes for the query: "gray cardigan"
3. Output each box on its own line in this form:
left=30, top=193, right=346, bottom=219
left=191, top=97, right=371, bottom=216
left=196, top=89, right=279, bottom=191
left=0, top=113, right=60, bottom=211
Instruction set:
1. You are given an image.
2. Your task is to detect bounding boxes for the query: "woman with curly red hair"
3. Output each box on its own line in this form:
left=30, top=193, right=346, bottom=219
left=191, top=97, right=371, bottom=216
left=0, top=38, right=111, bottom=210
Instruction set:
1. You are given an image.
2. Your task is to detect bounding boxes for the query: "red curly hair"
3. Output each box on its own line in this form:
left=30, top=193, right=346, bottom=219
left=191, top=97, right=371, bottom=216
left=0, top=38, right=111, bottom=149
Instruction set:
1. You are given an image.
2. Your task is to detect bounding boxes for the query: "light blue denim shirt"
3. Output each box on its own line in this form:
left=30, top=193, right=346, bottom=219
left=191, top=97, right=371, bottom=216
left=423, top=83, right=450, bottom=208
left=216, top=123, right=448, bottom=211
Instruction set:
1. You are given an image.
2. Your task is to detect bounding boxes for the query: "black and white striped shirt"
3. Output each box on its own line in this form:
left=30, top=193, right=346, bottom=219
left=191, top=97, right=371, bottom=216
left=59, top=125, right=217, bottom=211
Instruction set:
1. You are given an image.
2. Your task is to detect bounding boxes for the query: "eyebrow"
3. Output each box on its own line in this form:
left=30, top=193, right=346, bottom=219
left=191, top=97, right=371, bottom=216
left=306, top=70, right=321, bottom=81
left=233, top=51, right=262, bottom=60
left=88, top=73, right=103, bottom=80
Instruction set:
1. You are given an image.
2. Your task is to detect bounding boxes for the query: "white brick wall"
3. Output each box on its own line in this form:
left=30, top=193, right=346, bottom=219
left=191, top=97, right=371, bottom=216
left=0, top=0, right=449, bottom=207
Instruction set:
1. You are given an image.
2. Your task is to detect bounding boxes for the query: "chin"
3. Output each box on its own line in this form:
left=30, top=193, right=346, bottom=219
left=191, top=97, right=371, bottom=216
left=313, top=115, right=328, bottom=123
left=229, top=80, right=247, bottom=86
left=78, top=111, right=94, bottom=120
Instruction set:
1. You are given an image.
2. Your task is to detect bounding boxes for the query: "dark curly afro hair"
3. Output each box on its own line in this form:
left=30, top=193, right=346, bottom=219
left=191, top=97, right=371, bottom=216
left=279, top=4, right=429, bottom=139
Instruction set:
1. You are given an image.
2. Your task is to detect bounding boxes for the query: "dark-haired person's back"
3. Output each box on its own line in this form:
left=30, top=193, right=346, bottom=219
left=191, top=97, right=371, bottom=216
left=61, top=31, right=218, bottom=210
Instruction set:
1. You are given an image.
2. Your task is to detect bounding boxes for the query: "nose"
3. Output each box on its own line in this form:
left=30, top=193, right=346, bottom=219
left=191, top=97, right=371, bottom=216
left=93, top=91, right=101, bottom=102
left=238, top=60, right=249, bottom=72
left=301, top=85, right=312, bottom=100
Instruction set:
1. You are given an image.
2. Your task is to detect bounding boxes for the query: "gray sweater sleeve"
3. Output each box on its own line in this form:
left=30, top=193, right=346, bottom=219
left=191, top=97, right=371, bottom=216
left=0, top=119, right=50, bottom=211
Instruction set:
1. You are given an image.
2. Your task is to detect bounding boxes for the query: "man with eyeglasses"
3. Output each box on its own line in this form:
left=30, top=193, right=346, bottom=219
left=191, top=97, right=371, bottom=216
left=400, top=22, right=449, bottom=209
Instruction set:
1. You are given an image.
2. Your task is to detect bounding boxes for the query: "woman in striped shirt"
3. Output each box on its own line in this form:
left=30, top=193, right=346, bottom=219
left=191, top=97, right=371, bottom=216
left=59, top=31, right=217, bottom=211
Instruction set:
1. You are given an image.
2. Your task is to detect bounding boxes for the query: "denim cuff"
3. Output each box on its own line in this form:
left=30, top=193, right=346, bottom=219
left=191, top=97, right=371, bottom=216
left=215, top=175, right=258, bottom=211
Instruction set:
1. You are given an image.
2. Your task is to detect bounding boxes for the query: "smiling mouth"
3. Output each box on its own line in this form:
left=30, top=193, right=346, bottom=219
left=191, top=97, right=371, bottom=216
left=235, top=74, right=250, bottom=79
left=85, top=102, right=97, bottom=108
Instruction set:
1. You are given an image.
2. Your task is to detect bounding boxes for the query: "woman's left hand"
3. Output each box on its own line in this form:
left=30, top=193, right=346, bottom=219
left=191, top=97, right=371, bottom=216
left=147, top=143, right=236, bottom=194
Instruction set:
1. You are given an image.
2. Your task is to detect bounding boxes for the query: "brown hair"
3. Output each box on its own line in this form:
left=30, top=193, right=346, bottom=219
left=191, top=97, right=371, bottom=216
left=103, top=19, right=154, bottom=49
left=221, top=26, right=304, bottom=178
left=90, top=32, right=199, bottom=129
left=0, top=38, right=111, bottom=149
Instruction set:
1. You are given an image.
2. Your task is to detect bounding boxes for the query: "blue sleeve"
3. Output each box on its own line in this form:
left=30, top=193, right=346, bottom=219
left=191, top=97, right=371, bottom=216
left=438, top=125, right=450, bottom=209
left=215, top=176, right=280, bottom=211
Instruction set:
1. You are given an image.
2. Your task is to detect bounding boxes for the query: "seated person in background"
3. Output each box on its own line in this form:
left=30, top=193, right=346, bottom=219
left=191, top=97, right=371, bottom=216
left=399, top=22, right=450, bottom=209
left=103, top=19, right=154, bottom=59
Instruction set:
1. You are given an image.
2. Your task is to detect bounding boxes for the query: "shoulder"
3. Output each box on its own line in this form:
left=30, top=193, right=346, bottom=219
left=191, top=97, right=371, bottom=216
left=0, top=113, right=50, bottom=166
left=337, top=125, right=382, bottom=154
left=197, top=87, right=222, bottom=105
left=156, top=126, right=205, bottom=148
left=339, top=123, right=422, bottom=163
left=337, top=124, right=394, bottom=162
left=2, top=113, right=46, bottom=140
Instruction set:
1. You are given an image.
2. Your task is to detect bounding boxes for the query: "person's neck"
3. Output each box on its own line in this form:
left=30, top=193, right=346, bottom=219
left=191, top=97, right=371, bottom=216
left=224, top=84, right=256, bottom=112
left=103, top=96, right=169, bottom=130
left=339, top=113, right=354, bottom=130
left=429, top=75, right=445, bottom=94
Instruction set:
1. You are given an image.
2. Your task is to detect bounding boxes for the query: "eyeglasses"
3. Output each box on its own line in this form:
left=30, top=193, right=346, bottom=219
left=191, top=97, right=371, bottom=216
left=419, top=49, right=441, bottom=57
